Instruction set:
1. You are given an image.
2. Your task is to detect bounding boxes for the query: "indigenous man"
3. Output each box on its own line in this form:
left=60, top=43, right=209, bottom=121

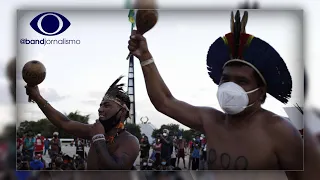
left=25, top=76, right=139, bottom=170
left=127, top=9, right=303, bottom=174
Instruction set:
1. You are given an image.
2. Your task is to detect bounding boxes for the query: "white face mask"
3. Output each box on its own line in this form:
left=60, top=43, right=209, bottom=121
left=217, top=82, right=259, bottom=115
left=163, top=133, right=167, bottom=136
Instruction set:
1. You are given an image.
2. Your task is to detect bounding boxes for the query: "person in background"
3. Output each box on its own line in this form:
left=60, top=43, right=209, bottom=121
left=187, top=138, right=195, bottom=170
left=194, top=135, right=201, bottom=144
left=16, top=137, right=23, bottom=152
left=168, top=131, right=176, bottom=166
left=140, top=158, right=149, bottom=170
left=153, top=138, right=162, bottom=167
left=199, top=134, right=207, bottom=170
left=140, top=134, right=151, bottom=162
left=146, top=159, right=155, bottom=170
left=170, top=143, right=177, bottom=167
left=50, top=132, right=61, bottom=157
left=43, top=137, right=50, bottom=155
left=157, top=158, right=173, bottom=170
left=17, top=155, right=30, bottom=170
left=34, top=134, right=44, bottom=156
left=191, top=142, right=200, bottom=170
left=23, top=133, right=35, bottom=159
left=54, top=157, right=64, bottom=170
left=75, top=138, right=85, bottom=160
left=29, top=154, right=44, bottom=170
left=176, top=135, right=186, bottom=169
left=160, top=129, right=173, bottom=166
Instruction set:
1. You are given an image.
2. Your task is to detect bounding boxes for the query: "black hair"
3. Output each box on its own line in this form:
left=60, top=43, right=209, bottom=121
left=225, top=61, right=267, bottom=103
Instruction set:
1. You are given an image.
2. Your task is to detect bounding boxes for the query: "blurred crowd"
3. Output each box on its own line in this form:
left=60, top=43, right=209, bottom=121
left=139, top=129, right=208, bottom=171
left=16, top=132, right=88, bottom=170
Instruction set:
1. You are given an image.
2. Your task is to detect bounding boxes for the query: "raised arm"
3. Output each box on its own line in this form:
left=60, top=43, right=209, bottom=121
left=128, top=32, right=211, bottom=131
left=25, top=86, right=92, bottom=139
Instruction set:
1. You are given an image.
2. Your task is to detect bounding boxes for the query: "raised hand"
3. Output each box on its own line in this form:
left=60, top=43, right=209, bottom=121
left=128, top=30, right=151, bottom=61
left=25, top=85, right=41, bottom=102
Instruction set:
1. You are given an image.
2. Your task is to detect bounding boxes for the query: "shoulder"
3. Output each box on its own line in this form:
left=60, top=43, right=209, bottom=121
left=195, top=106, right=223, bottom=128
left=121, top=131, right=139, bottom=149
left=263, top=111, right=302, bottom=142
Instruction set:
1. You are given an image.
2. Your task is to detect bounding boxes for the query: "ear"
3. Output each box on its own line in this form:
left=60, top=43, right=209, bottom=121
left=120, top=108, right=128, bottom=120
left=241, top=11, right=248, bottom=33
left=230, top=11, right=234, bottom=33
left=259, top=86, right=267, bottom=101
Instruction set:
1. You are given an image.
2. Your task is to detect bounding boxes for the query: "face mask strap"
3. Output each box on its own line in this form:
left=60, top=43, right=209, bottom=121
left=246, top=87, right=259, bottom=94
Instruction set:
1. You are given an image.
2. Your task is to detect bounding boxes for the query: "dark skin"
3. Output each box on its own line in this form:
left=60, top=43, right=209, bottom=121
left=25, top=86, right=139, bottom=170
left=128, top=31, right=303, bottom=178
left=301, top=111, right=320, bottom=180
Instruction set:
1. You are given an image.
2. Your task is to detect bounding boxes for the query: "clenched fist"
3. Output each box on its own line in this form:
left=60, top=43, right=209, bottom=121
left=25, top=85, right=41, bottom=102
left=128, top=30, right=152, bottom=61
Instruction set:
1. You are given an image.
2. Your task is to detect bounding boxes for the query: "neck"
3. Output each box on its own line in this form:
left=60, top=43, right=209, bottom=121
left=226, top=105, right=262, bottom=125
left=105, top=127, right=123, bottom=137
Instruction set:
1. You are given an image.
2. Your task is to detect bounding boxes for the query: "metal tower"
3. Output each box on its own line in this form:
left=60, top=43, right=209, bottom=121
left=127, top=55, right=136, bottom=124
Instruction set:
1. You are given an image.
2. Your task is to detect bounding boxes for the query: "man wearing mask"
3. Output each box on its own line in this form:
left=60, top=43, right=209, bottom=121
left=25, top=76, right=139, bottom=170
left=50, top=132, right=61, bottom=156
left=127, top=9, right=302, bottom=174
left=159, top=129, right=172, bottom=166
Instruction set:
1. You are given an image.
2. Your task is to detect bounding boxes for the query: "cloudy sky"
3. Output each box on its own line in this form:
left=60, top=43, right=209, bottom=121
left=0, top=0, right=319, bottom=134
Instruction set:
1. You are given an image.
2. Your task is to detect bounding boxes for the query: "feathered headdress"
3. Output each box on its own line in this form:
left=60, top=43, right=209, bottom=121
left=207, top=10, right=292, bottom=104
left=104, top=75, right=130, bottom=112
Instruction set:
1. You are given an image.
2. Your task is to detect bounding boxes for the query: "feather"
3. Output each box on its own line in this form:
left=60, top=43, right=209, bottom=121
left=105, top=75, right=126, bottom=96
left=105, top=75, right=131, bottom=111
left=293, top=103, right=303, bottom=114
left=233, top=10, right=241, bottom=58
left=206, top=10, right=292, bottom=104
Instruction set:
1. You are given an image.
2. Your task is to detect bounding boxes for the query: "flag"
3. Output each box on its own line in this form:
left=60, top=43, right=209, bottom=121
left=128, top=9, right=135, bottom=29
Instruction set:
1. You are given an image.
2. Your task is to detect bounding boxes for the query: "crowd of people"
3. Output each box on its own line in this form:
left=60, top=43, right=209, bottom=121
left=16, top=132, right=88, bottom=170
left=139, top=129, right=207, bottom=170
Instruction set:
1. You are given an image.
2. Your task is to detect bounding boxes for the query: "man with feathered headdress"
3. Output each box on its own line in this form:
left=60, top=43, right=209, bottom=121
left=25, top=76, right=140, bottom=170
left=128, top=10, right=302, bottom=171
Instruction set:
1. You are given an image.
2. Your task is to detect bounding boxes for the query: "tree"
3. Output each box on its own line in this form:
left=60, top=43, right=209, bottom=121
left=124, top=123, right=142, bottom=140
left=151, top=123, right=184, bottom=138
left=182, top=129, right=202, bottom=142
left=17, top=111, right=90, bottom=138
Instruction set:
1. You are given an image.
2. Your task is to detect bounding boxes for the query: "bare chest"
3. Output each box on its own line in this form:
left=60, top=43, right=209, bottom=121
left=87, top=141, right=118, bottom=170
left=203, top=122, right=278, bottom=170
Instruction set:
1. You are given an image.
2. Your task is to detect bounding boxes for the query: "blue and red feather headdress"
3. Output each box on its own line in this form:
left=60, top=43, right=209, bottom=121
left=207, top=10, right=292, bottom=104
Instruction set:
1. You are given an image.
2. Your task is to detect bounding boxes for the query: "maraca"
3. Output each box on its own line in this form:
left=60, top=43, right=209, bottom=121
left=126, top=9, right=158, bottom=60
left=22, top=60, right=46, bottom=102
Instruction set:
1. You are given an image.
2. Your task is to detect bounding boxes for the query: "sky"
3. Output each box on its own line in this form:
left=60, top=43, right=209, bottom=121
left=0, top=0, right=319, bottom=134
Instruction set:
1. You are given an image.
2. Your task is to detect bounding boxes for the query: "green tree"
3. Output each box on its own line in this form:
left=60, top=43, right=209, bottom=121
left=125, top=123, right=142, bottom=140
left=182, top=129, right=202, bottom=142
left=151, top=123, right=184, bottom=138
left=17, top=111, right=90, bottom=138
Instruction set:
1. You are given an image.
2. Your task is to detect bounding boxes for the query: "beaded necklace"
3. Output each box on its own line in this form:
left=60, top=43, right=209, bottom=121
left=105, top=122, right=125, bottom=144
